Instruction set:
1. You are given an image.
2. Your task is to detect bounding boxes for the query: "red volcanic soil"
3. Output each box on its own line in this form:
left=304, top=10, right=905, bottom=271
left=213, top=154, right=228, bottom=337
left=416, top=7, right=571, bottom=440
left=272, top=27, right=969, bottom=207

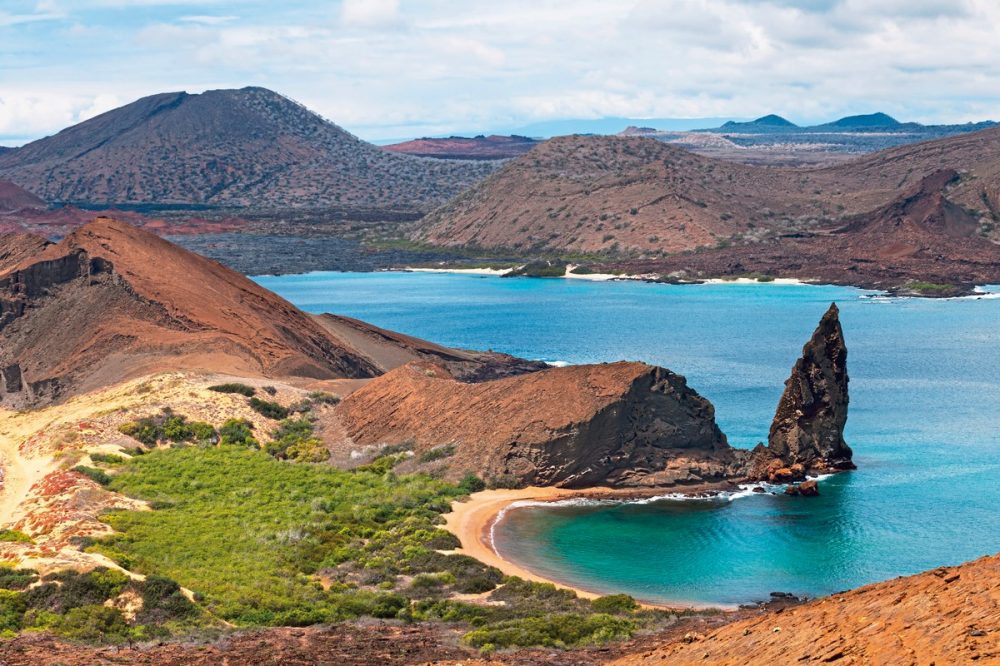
left=0, top=218, right=539, bottom=406
left=612, top=553, right=1000, bottom=665
left=0, top=218, right=382, bottom=405
left=383, top=135, right=539, bottom=160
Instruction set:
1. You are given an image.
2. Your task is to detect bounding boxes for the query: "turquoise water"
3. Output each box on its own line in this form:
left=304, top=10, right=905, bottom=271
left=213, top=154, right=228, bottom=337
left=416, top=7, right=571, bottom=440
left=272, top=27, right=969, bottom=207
left=254, top=272, right=1000, bottom=606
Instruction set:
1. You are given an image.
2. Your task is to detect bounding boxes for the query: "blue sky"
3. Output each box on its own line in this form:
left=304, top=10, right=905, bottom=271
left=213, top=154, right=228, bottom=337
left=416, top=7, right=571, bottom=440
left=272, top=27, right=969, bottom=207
left=2, top=0, right=999, bottom=145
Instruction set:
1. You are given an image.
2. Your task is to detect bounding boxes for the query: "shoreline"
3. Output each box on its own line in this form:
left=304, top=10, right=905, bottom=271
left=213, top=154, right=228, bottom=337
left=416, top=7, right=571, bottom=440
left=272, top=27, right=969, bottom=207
left=441, top=485, right=737, bottom=611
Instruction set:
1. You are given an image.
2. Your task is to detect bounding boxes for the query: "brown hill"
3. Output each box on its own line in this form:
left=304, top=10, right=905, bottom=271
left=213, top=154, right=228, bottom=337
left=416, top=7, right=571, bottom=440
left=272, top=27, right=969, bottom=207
left=414, top=128, right=1000, bottom=263
left=332, top=305, right=851, bottom=488
left=611, top=553, right=999, bottom=665
left=334, top=360, right=738, bottom=488
left=383, top=135, right=539, bottom=160
left=0, top=181, right=45, bottom=213
left=0, top=219, right=531, bottom=407
left=616, top=169, right=1000, bottom=294
left=0, top=88, right=495, bottom=210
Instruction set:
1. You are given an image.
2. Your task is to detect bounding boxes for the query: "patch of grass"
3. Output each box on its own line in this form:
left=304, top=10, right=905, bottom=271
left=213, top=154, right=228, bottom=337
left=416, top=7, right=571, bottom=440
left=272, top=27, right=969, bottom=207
left=463, top=613, right=635, bottom=650
left=903, top=281, right=955, bottom=294
left=208, top=383, right=256, bottom=397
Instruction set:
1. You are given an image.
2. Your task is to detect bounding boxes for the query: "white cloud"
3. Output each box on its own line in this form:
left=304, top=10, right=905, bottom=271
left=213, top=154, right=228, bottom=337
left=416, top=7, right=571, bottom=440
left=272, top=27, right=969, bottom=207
left=178, top=15, right=238, bottom=25
left=2, top=0, right=1000, bottom=142
left=340, top=0, right=403, bottom=29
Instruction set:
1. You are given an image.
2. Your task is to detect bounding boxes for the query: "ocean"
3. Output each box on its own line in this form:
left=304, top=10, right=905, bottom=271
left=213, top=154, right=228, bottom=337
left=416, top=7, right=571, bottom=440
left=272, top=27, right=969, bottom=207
left=255, top=271, right=1000, bottom=606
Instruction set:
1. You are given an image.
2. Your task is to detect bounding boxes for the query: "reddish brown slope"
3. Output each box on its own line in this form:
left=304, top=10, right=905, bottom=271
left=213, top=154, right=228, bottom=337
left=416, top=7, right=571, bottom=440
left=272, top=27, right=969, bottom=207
left=415, top=128, right=1000, bottom=263
left=0, top=218, right=383, bottom=405
left=616, top=169, right=1000, bottom=293
left=334, top=360, right=737, bottom=488
left=611, top=553, right=1000, bottom=665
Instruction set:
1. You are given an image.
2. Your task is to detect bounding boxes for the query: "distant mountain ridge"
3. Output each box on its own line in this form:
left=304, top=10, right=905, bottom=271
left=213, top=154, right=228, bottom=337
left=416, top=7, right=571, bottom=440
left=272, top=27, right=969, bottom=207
left=0, top=87, right=496, bottom=210
left=382, top=135, right=539, bottom=160
left=702, top=112, right=996, bottom=134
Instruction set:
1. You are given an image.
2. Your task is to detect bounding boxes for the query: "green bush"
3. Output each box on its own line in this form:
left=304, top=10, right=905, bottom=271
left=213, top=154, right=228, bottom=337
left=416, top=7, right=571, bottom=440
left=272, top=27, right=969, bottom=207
left=54, top=605, right=129, bottom=643
left=119, top=411, right=216, bottom=446
left=0, top=530, right=33, bottom=544
left=218, top=419, right=258, bottom=448
left=591, top=593, right=640, bottom=614
left=90, top=453, right=126, bottom=465
left=0, top=590, right=26, bottom=633
left=73, top=465, right=111, bottom=486
left=418, top=445, right=456, bottom=464
left=248, top=398, right=289, bottom=420
left=0, top=567, right=37, bottom=590
left=265, top=418, right=328, bottom=462
left=208, top=383, right=256, bottom=397
left=458, top=474, right=486, bottom=494
left=463, top=613, right=635, bottom=649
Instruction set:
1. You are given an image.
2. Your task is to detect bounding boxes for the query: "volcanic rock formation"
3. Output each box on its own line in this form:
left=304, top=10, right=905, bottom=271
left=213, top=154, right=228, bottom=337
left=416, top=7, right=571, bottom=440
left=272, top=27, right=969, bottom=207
left=334, top=361, right=737, bottom=488
left=753, top=303, right=853, bottom=477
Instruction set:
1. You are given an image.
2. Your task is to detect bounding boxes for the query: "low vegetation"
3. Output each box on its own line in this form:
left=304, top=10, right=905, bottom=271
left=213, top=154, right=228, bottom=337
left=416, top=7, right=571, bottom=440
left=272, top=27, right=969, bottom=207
left=73, top=428, right=662, bottom=650
left=0, top=566, right=198, bottom=642
left=208, top=383, right=256, bottom=397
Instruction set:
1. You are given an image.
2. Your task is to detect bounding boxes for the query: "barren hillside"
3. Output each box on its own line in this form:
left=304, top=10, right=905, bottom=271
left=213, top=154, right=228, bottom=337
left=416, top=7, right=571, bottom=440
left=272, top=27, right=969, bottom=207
left=0, top=88, right=495, bottom=209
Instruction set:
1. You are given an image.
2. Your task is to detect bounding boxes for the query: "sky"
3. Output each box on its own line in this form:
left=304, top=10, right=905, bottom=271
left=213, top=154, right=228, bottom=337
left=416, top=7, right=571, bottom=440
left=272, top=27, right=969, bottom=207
left=2, top=0, right=1000, bottom=145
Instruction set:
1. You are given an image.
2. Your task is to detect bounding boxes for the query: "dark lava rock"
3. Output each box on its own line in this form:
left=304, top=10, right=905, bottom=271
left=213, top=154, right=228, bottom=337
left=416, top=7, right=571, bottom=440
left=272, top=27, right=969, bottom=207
left=767, top=302, right=854, bottom=473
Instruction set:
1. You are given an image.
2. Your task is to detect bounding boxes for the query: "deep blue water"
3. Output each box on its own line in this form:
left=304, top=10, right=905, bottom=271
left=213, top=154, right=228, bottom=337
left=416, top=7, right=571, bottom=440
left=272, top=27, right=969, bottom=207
left=255, top=272, right=1000, bottom=606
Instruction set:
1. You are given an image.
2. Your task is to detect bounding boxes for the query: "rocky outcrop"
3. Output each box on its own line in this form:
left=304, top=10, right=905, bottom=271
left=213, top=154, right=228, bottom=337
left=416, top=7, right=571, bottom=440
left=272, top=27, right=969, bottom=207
left=334, top=361, right=738, bottom=488
left=748, top=303, right=853, bottom=478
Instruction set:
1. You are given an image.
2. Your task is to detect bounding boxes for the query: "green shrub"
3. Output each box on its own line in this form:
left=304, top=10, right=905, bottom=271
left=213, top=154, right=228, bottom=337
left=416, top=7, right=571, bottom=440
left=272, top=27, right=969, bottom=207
left=248, top=398, right=290, bottom=420
left=265, top=418, right=327, bottom=462
left=458, top=474, right=486, bottom=494
left=90, top=453, right=126, bottom=465
left=0, top=567, right=38, bottom=590
left=307, top=391, right=340, bottom=406
left=54, top=605, right=129, bottom=643
left=591, top=594, right=639, bottom=614
left=208, top=383, right=256, bottom=397
left=418, top=445, right=456, bottom=464
left=0, top=529, right=33, bottom=544
left=73, top=465, right=111, bottom=486
left=463, top=613, right=635, bottom=649
left=0, top=589, right=26, bottom=633
left=119, top=411, right=215, bottom=446
left=218, top=419, right=258, bottom=448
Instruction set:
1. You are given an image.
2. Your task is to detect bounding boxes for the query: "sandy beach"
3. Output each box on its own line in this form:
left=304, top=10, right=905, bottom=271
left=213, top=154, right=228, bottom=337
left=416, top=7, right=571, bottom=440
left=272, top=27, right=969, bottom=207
left=442, top=486, right=731, bottom=609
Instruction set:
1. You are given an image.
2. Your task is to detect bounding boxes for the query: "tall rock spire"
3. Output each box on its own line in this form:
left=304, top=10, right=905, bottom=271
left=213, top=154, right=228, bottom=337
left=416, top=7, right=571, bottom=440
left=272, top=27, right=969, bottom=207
left=767, top=302, right=854, bottom=472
